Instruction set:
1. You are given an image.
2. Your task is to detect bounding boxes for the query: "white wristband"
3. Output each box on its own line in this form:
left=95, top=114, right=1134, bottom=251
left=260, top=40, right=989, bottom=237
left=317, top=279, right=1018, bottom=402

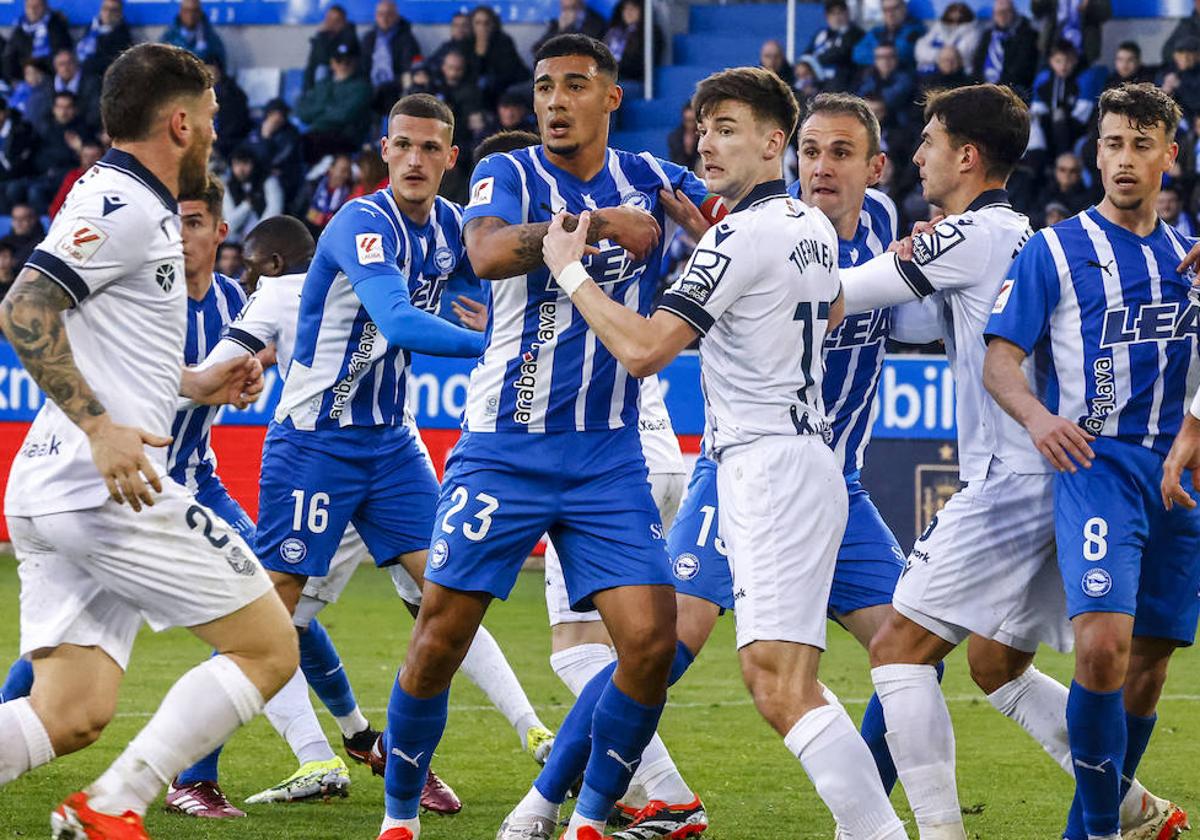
left=1190, top=387, right=1200, bottom=421
left=556, top=261, right=589, bottom=298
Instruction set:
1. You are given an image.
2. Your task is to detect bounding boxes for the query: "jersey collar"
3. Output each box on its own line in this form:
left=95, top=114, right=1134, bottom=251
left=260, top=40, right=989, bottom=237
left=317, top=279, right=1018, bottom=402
left=966, top=188, right=1011, bottom=212
left=96, top=148, right=178, bottom=213
left=731, top=178, right=788, bottom=214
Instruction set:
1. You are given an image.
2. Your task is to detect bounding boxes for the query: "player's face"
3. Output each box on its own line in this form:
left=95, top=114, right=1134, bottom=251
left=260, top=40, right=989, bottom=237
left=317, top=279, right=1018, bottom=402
left=383, top=113, right=459, bottom=205
left=533, top=55, right=620, bottom=158
left=179, top=88, right=218, bottom=198
left=798, top=111, right=884, bottom=229
left=912, top=116, right=961, bottom=209
left=180, top=200, right=226, bottom=279
left=1096, top=113, right=1177, bottom=213
left=696, top=99, right=785, bottom=204
left=240, top=239, right=278, bottom=291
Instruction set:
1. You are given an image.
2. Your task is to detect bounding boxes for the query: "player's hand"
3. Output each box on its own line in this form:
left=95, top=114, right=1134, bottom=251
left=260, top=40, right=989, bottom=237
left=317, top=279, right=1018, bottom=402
left=84, top=415, right=170, bottom=512
left=256, top=343, right=278, bottom=371
left=544, top=210, right=594, bottom=276
left=659, top=188, right=710, bottom=242
left=889, top=235, right=914, bottom=261
left=182, top=354, right=265, bottom=409
left=1161, top=413, right=1200, bottom=510
left=451, top=295, right=489, bottom=331
left=1026, top=412, right=1095, bottom=473
left=910, top=215, right=945, bottom=238
left=1176, top=239, right=1200, bottom=281
left=593, top=205, right=662, bottom=263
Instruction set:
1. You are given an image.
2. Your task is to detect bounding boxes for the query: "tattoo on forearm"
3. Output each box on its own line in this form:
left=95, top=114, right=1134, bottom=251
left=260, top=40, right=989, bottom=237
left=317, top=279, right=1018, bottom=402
left=466, top=211, right=611, bottom=279
left=0, top=269, right=105, bottom=425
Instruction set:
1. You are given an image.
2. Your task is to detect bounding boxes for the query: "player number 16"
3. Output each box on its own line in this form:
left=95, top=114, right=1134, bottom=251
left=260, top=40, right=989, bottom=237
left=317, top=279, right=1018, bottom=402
left=291, top=490, right=330, bottom=534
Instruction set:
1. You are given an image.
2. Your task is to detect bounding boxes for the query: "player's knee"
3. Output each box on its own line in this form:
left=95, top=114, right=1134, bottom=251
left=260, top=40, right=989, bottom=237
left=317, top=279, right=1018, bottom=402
left=403, top=623, right=473, bottom=693
left=966, top=648, right=1029, bottom=695
left=1124, top=658, right=1171, bottom=715
left=1075, top=634, right=1131, bottom=690
left=37, top=695, right=114, bottom=754
left=613, top=627, right=675, bottom=686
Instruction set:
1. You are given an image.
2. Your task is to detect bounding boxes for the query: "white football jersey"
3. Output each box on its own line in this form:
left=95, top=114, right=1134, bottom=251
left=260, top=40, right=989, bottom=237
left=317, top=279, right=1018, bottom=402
left=224, top=271, right=304, bottom=375
left=657, top=180, right=841, bottom=456
left=841, top=189, right=1039, bottom=481
left=637, top=373, right=685, bottom=475
left=5, top=150, right=186, bottom=517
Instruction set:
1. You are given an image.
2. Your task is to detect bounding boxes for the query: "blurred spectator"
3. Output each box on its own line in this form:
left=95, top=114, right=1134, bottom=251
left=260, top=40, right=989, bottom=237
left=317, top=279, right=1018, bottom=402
left=1042, top=200, right=1070, bottom=227
left=217, top=242, right=244, bottom=282
left=48, top=137, right=102, bottom=217
left=533, top=0, right=607, bottom=56
left=298, top=152, right=353, bottom=235
left=349, top=147, right=388, bottom=199
left=0, top=242, right=16, bottom=301
left=1105, top=41, right=1155, bottom=89
left=1, top=203, right=44, bottom=267
left=920, top=45, right=970, bottom=92
left=605, top=0, right=663, bottom=83
left=1158, top=185, right=1195, bottom=236
left=972, top=0, right=1039, bottom=93
left=915, top=3, right=981, bottom=76
left=759, top=39, right=794, bottom=87
left=792, top=59, right=820, bottom=106
left=853, top=0, right=925, bottom=69
left=161, top=0, right=226, bottom=67
left=246, top=98, right=304, bottom=204
left=804, top=0, right=863, bottom=90
left=1029, top=40, right=1091, bottom=165
left=405, top=61, right=437, bottom=96
left=496, top=91, right=537, bottom=133
left=864, top=92, right=919, bottom=198
left=297, top=41, right=373, bottom=163
left=428, top=13, right=473, bottom=82
left=223, top=146, right=284, bottom=244
left=4, top=0, right=71, bottom=85
left=858, top=44, right=915, bottom=125
left=363, top=0, right=424, bottom=116
left=0, top=98, right=38, bottom=210
left=469, top=6, right=530, bottom=107
left=1031, top=0, right=1110, bottom=67
left=52, top=49, right=101, bottom=133
left=207, top=58, right=251, bottom=161
left=667, top=101, right=699, bottom=171
left=1160, top=37, right=1200, bottom=120
left=304, top=4, right=359, bottom=91
left=10, top=59, right=52, bottom=127
left=31, top=90, right=87, bottom=212
left=1164, top=0, right=1200, bottom=66
left=1034, top=152, right=1096, bottom=222
left=75, top=0, right=133, bottom=79
left=439, top=48, right=484, bottom=202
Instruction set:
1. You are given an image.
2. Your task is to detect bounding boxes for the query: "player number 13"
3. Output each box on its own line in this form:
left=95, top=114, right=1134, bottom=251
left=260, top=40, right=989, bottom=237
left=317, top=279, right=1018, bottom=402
left=441, top=487, right=500, bottom=541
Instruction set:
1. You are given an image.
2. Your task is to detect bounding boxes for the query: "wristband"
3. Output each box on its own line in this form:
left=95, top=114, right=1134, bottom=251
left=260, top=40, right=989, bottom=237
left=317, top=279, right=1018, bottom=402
left=1190, top=387, right=1200, bottom=421
left=556, top=261, right=589, bottom=298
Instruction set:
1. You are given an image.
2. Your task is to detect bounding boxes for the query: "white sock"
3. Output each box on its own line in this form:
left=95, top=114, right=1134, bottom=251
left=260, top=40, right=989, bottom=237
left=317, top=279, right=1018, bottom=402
left=380, top=815, right=420, bottom=837
left=549, top=643, right=615, bottom=696
left=460, top=624, right=545, bottom=749
left=264, top=667, right=336, bottom=765
left=515, top=785, right=560, bottom=818
left=565, top=809, right=607, bottom=837
left=784, top=701, right=908, bottom=840
left=88, top=655, right=263, bottom=816
left=335, top=707, right=371, bottom=738
left=0, top=698, right=55, bottom=785
left=986, top=665, right=1072, bottom=775
left=1121, top=779, right=1154, bottom=826
left=871, top=663, right=965, bottom=837
left=631, top=734, right=693, bottom=805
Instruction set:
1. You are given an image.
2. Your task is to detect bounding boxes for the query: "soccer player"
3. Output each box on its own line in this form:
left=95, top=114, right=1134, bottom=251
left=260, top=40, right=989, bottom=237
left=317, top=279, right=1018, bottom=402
left=985, top=82, right=1198, bottom=840
left=539, top=65, right=908, bottom=840
left=0, top=44, right=297, bottom=839
left=380, top=34, right=717, bottom=840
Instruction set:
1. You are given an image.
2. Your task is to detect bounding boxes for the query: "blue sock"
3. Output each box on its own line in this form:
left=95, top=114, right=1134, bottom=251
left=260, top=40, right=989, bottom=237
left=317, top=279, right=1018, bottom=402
left=383, top=680, right=449, bottom=820
left=667, top=641, right=694, bottom=685
left=1064, top=790, right=1086, bottom=840
left=861, top=659, right=943, bottom=794
left=575, top=681, right=665, bottom=822
left=299, top=619, right=358, bottom=717
left=1067, top=681, right=1126, bottom=838
left=534, top=660, right=617, bottom=803
left=0, top=658, right=34, bottom=702
left=1120, top=710, right=1156, bottom=802
left=176, top=746, right=224, bottom=785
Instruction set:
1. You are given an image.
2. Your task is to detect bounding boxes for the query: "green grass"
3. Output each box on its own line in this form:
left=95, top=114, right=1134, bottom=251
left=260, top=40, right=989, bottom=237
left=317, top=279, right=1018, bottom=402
left=1, top=558, right=1198, bottom=839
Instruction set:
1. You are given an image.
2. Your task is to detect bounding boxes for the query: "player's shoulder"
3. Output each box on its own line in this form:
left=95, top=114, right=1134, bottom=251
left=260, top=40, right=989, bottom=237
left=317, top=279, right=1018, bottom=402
left=433, top=195, right=466, bottom=229
left=84, top=150, right=178, bottom=220
left=611, top=148, right=685, bottom=187
left=863, top=188, right=898, bottom=232
left=213, top=271, right=247, bottom=306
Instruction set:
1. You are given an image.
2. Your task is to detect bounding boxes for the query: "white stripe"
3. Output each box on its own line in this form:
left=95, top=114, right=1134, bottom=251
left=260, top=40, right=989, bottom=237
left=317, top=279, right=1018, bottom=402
left=1043, top=228, right=1087, bottom=425
left=1141, top=243, right=1166, bottom=447
left=828, top=345, right=864, bottom=467
left=1079, top=213, right=1132, bottom=435
left=529, top=151, right=564, bottom=211
left=609, top=279, right=638, bottom=428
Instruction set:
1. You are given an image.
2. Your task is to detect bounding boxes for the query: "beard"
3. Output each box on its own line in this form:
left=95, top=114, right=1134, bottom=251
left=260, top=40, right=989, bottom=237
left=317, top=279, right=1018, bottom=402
left=1105, top=192, right=1145, bottom=212
left=178, top=134, right=211, bottom=197
left=544, top=139, right=581, bottom=157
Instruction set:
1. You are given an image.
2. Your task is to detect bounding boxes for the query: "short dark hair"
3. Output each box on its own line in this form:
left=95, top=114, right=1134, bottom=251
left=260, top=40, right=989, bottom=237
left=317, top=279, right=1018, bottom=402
left=178, top=172, right=225, bottom=223
left=1098, top=82, right=1182, bottom=139
left=388, top=92, right=456, bottom=136
left=1049, top=39, right=1078, bottom=59
left=475, top=129, right=539, bottom=159
left=1117, top=40, right=1141, bottom=58
left=922, top=83, right=1029, bottom=180
left=53, top=90, right=76, bottom=105
left=692, top=66, right=800, bottom=137
left=534, top=34, right=619, bottom=79
left=101, top=43, right=212, bottom=142
left=245, top=214, right=316, bottom=267
left=803, top=92, right=881, bottom=158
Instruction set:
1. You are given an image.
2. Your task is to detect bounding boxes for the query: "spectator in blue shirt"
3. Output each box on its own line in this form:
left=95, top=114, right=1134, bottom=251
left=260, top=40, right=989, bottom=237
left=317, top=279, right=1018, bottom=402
left=3, top=0, right=71, bottom=85
left=74, top=0, right=133, bottom=78
left=161, top=0, right=227, bottom=67
left=852, top=0, right=925, bottom=68
left=804, top=0, right=864, bottom=89
left=857, top=43, right=916, bottom=124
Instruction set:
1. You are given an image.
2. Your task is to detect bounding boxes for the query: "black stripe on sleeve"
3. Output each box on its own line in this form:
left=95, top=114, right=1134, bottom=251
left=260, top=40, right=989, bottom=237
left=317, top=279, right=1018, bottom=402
left=25, top=250, right=90, bottom=305
left=894, top=252, right=935, bottom=298
left=656, top=292, right=714, bottom=335
left=226, top=327, right=267, bottom=354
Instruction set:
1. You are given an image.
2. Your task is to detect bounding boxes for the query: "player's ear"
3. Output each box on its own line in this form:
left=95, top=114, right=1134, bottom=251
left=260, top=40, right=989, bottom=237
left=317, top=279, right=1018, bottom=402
left=868, top=151, right=886, bottom=187
left=216, top=220, right=229, bottom=245
left=764, top=126, right=786, bottom=161
left=447, top=144, right=460, bottom=169
left=606, top=79, right=623, bottom=114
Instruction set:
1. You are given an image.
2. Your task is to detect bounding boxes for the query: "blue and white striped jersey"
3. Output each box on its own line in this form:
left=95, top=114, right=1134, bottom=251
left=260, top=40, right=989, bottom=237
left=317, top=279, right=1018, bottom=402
left=167, top=271, right=247, bottom=491
left=986, top=207, right=1200, bottom=458
left=276, top=189, right=477, bottom=431
left=459, top=146, right=708, bottom=433
left=789, top=183, right=898, bottom=474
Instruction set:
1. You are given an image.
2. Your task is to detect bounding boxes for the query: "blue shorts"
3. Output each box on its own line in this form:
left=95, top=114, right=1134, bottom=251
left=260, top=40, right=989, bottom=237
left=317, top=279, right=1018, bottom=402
left=193, top=471, right=256, bottom=546
left=666, top=461, right=902, bottom=617
left=1056, top=436, right=1200, bottom=645
left=257, top=423, right=439, bottom=578
left=426, top=427, right=672, bottom=611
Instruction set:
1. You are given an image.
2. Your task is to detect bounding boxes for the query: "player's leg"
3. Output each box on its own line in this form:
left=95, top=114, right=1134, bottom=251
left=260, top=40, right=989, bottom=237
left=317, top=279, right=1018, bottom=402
left=0, top=657, right=34, bottom=703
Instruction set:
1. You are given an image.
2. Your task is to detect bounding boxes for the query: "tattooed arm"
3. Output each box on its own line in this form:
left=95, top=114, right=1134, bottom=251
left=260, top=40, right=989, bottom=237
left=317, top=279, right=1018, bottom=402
left=0, top=267, right=170, bottom=510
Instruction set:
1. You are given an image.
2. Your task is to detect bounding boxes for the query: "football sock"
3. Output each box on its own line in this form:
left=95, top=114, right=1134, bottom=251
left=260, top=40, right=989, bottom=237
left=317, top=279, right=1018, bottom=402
left=785, top=701, right=907, bottom=840
left=564, top=809, right=607, bottom=837
left=986, top=665, right=1073, bottom=774
left=1119, top=711, right=1155, bottom=803
left=460, top=624, right=546, bottom=748
left=383, top=680, right=448, bottom=820
left=0, top=697, right=55, bottom=785
left=0, top=658, right=34, bottom=703
left=175, top=747, right=222, bottom=786
left=379, top=815, right=421, bottom=837
left=298, top=619, right=360, bottom=727
left=871, top=663, right=965, bottom=836
left=862, top=660, right=944, bottom=793
left=633, top=734, right=693, bottom=805
left=550, top=643, right=615, bottom=696
left=514, top=785, right=560, bottom=821
left=264, top=667, right=336, bottom=765
left=574, top=680, right=664, bottom=822
left=88, top=655, right=262, bottom=817
left=534, top=660, right=617, bottom=804
left=1066, top=682, right=1125, bottom=839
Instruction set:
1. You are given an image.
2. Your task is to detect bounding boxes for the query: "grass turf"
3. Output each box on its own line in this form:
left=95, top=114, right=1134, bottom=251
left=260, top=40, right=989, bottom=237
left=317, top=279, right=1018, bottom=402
left=1, top=558, right=1197, bottom=839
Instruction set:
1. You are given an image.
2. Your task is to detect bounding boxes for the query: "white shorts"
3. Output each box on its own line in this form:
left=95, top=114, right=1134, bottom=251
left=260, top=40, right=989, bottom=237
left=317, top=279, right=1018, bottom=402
left=10, top=482, right=272, bottom=670
left=718, top=436, right=847, bottom=651
left=297, top=525, right=423, bottom=626
left=544, top=471, right=687, bottom=626
left=893, top=457, right=1072, bottom=654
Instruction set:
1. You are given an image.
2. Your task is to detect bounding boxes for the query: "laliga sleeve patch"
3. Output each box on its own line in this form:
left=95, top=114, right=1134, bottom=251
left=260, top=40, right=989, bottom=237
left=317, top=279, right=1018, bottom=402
left=676, top=248, right=732, bottom=305
left=355, top=232, right=385, bottom=265
left=468, top=176, right=495, bottom=208
left=55, top=220, right=109, bottom=265
left=911, top=221, right=966, bottom=266
left=992, top=278, right=1015, bottom=314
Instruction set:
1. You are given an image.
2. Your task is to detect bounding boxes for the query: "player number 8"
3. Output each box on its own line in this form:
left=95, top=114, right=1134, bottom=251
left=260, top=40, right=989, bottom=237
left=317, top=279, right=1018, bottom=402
left=441, top=487, right=500, bottom=541
left=1083, top=516, right=1108, bottom=562
left=291, top=490, right=330, bottom=534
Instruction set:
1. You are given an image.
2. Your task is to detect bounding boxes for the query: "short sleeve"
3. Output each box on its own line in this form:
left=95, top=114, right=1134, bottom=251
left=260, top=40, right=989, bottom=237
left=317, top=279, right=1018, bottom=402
left=25, top=205, right=154, bottom=305
left=984, top=233, right=1061, bottom=354
left=656, top=219, right=752, bottom=334
left=461, top=153, right=526, bottom=227
left=322, top=199, right=409, bottom=291
left=901, top=217, right=991, bottom=294
left=225, top=281, right=280, bottom=354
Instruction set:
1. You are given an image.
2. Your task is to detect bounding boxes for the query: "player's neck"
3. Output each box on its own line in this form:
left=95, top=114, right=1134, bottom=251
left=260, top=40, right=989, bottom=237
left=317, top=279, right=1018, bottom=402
left=111, top=140, right=179, bottom=197
left=186, top=268, right=213, bottom=301
left=1096, top=194, right=1160, bottom=238
left=389, top=184, right=435, bottom=226
left=721, top=166, right=785, bottom=211
left=830, top=199, right=864, bottom=241
left=941, top=176, right=1006, bottom=216
left=543, top=141, right=608, bottom=183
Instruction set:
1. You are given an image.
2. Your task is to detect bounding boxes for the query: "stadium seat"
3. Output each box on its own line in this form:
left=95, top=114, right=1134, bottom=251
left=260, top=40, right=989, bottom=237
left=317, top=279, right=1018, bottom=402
left=237, top=66, right=284, bottom=109
left=281, top=68, right=306, bottom=108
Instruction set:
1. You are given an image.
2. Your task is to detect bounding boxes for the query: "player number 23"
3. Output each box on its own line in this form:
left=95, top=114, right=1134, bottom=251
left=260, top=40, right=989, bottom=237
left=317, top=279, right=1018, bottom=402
left=441, top=487, right=500, bottom=541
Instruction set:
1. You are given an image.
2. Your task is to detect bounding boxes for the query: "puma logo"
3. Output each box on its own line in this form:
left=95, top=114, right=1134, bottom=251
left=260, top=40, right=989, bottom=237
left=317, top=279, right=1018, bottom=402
left=1086, top=259, right=1114, bottom=277
left=606, top=749, right=640, bottom=773
left=391, top=748, right=424, bottom=768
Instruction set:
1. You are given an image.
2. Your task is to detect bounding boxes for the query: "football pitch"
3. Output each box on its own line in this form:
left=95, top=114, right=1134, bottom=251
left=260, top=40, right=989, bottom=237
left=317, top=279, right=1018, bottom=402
left=1, top=558, right=1198, bottom=839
